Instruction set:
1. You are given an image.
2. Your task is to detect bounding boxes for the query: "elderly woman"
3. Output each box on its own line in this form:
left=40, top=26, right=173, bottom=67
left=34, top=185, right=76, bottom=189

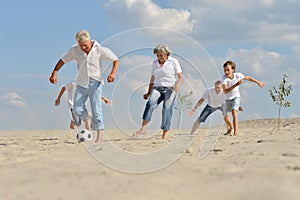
left=135, top=44, right=184, bottom=139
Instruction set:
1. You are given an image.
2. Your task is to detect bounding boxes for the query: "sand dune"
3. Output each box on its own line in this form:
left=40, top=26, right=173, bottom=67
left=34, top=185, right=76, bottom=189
left=0, top=118, right=299, bottom=200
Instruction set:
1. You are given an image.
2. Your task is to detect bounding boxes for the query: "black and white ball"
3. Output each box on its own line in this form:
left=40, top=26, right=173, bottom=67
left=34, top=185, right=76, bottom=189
left=76, top=129, right=93, bottom=143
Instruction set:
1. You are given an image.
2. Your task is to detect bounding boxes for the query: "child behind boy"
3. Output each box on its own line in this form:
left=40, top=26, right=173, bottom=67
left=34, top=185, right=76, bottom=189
left=222, top=60, right=264, bottom=136
left=55, top=81, right=111, bottom=130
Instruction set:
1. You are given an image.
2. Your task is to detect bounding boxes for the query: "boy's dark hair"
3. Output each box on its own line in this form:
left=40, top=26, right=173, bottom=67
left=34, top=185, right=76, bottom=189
left=223, top=60, right=236, bottom=71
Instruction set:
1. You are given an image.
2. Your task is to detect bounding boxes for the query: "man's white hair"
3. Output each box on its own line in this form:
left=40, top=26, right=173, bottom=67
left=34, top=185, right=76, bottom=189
left=75, top=30, right=91, bottom=42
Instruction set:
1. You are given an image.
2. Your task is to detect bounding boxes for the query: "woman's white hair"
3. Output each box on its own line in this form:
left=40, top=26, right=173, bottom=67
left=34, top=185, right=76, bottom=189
left=153, top=44, right=172, bottom=56
left=75, top=30, right=91, bottom=42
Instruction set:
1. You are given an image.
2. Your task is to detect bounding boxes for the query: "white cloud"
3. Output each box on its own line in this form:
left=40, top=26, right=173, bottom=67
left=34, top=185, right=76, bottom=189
left=252, top=61, right=264, bottom=74
left=165, top=0, right=300, bottom=46
left=104, top=0, right=194, bottom=33
left=293, top=44, right=300, bottom=54
left=121, top=54, right=153, bottom=67
left=282, top=33, right=300, bottom=43
left=289, top=113, right=299, bottom=118
left=254, top=113, right=262, bottom=119
left=104, top=0, right=300, bottom=48
left=1, top=92, right=26, bottom=107
left=181, top=73, right=206, bottom=99
left=118, top=54, right=153, bottom=91
left=224, top=48, right=282, bottom=77
left=259, top=0, right=275, bottom=7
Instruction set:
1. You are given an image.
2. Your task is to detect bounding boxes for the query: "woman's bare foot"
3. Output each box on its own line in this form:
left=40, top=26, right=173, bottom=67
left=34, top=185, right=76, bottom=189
left=162, top=130, right=168, bottom=139
left=134, top=128, right=146, bottom=137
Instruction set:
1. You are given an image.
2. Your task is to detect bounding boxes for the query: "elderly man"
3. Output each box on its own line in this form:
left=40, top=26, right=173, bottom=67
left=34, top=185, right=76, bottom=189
left=49, top=30, right=119, bottom=142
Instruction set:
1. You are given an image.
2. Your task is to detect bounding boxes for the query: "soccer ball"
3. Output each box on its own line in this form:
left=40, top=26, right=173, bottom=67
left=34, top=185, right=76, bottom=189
left=76, top=129, right=93, bottom=143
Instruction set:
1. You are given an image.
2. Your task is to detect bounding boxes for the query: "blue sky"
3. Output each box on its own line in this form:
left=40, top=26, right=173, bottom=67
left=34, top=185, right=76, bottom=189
left=0, top=0, right=299, bottom=130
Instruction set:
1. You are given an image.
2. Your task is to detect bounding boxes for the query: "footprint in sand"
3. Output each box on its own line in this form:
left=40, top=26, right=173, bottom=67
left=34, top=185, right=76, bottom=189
left=0, top=152, right=8, bottom=162
left=282, top=153, right=298, bottom=157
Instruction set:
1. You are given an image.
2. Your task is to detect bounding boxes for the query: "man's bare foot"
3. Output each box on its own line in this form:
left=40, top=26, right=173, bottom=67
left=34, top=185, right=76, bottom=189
left=233, top=132, right=238, bottom=136
left=134, top=128, right=146, bottom=137
left=70, top=120, right=75, bottom=129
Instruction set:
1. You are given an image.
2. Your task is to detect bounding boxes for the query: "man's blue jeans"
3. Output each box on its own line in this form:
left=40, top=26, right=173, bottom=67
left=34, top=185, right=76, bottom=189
left=142, top=86, right=177, bottom=130
left=73, top=79, right=104, bottom=130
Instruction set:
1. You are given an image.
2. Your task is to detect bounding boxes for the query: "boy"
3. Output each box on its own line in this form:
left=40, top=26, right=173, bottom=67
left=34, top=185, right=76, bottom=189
left=222, top=60, right=264, bottom=136
left=189, top=80, right=241, bottom=134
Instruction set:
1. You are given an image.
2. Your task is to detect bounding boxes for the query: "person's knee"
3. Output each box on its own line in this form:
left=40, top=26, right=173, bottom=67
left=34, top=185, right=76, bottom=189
left=73, top=106, right=82, bottom=116
left=224, top=115, right=230, bottom=121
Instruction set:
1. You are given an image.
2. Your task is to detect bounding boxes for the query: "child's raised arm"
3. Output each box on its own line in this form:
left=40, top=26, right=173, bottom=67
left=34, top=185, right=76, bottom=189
left=244, top=75, right=265, bottom=88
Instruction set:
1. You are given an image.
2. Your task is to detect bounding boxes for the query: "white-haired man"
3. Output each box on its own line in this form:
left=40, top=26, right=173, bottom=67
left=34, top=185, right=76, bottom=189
left=49, top=30, right=119, bottom=142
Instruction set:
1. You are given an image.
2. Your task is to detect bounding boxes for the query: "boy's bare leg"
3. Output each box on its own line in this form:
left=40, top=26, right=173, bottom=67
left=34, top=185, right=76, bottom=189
left=95, top=130, right=103, bottom=143
left=232, top=109, right=239, bottom=136
left=84, top=119, right=91, bottom=131
left=190, top=120, right=201, bottom=135
left=88, top=114, right=94, bottom=130
left=134, top=120, right=149, bottom=136
left=70, top=120, right=75, bottom=129
left=224, top=115, right=233, bottom=135
left=162, top=129, right=168, bottom=139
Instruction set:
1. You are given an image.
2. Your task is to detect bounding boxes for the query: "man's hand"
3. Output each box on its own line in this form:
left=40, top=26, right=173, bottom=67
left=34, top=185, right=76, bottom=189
left=49, top=73, right=58, bottom=84
left=107, top=74, right=115, bottom=83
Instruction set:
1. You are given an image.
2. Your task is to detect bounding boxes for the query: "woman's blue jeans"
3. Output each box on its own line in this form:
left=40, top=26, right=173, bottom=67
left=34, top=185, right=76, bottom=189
left=142, top=86, right=177, bottom=131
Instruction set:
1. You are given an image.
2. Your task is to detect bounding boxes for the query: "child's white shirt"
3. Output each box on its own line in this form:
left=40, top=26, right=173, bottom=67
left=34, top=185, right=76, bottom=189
left=202, top=87, right=226, bottom=108
left=222, top=72, right=244, bottom=100
left=64, top=81, right=76, bottom=109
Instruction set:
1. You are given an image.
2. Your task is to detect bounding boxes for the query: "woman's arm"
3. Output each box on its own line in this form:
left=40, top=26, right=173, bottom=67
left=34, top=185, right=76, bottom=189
left=174, top=72, right=184, bottom=93
left=143, top=75, right=155, bottom=100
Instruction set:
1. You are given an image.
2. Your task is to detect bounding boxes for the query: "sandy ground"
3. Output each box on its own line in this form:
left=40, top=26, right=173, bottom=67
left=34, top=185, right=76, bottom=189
left=0, top=118, right=299, bottom=200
